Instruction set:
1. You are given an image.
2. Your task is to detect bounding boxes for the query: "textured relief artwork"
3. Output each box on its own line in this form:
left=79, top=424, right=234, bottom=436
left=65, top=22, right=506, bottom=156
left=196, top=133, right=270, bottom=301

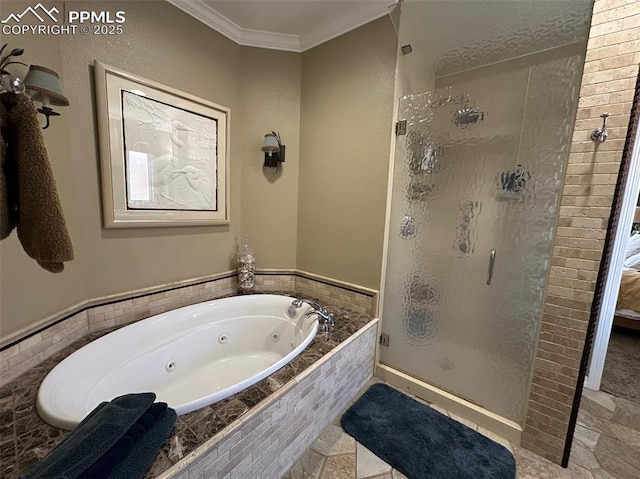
left=122, top=91, right=218, bottom=211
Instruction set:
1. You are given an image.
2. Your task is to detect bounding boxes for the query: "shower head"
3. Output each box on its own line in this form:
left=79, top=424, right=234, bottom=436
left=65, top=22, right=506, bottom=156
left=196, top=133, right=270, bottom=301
left=453, top=106, right=484, bottom=128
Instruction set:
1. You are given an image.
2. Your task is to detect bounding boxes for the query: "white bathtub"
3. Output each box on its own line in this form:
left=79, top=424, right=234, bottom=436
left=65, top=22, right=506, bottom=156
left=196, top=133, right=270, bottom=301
left=37, top=294, right=318, bottom=430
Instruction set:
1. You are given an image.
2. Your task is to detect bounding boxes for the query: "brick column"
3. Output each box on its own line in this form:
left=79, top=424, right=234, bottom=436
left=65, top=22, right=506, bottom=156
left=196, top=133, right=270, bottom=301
left=521, top=0, right=640, bottom=464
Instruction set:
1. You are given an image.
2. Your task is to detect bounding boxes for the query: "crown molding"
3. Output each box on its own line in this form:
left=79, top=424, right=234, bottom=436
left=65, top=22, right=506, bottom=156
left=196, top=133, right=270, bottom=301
left=167, top=0, right=241, bottom=41
left=238, top=27, right=301, bottom=52
left=167, top=0, right=398, bottom=53
left=299, top=1, right=398, bottom=51
left=167, top=0, right=300, bottom=51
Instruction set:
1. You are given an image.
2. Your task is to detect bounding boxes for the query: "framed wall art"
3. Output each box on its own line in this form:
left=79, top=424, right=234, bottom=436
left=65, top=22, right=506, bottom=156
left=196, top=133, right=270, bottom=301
left=94, top=61, right=229, bottom=227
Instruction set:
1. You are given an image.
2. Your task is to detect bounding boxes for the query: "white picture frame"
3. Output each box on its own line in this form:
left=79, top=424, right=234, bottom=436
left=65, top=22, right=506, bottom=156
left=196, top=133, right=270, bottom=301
left=94, top=61, right=230, bottom=228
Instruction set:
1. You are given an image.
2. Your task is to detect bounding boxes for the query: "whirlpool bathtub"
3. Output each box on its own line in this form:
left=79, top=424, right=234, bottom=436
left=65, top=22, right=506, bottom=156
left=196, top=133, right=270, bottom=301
left=37, top=294, right=318, bottom=430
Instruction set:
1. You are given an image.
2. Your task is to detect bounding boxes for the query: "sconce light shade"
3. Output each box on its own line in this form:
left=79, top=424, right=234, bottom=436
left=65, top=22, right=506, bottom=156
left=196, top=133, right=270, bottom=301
left=23, top=65, right=69, bottom=106
left=23, top=65, right=69, bottom=129
left=261, top=131, right=285, bottom=168
left=261, top=133, right=280, bottom=155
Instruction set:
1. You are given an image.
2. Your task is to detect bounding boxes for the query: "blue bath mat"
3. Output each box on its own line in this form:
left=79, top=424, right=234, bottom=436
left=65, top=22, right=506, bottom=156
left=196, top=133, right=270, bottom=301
left=341, top=383, right=516, bottom=479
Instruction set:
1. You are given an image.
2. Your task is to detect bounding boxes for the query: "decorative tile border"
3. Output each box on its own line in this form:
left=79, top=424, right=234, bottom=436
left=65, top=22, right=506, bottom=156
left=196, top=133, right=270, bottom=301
left=295, top=270, right=379, bottom=316
left=253, top=270, right=296, bottom=294
left=158, top=321, right=377, bottom=479
left=0, top=271, right=239, bottom=351
left=0, top=270, right=378, bottom=388
left=0, top=313, right=89, bottom=388
left=86, top=276, right=238, bottom=333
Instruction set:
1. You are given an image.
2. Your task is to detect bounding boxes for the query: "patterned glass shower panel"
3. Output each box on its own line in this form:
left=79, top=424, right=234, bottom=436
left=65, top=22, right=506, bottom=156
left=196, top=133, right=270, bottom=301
left=380, top=57, right=582, bottom=424
left=491, top=56, right=585, bottom=374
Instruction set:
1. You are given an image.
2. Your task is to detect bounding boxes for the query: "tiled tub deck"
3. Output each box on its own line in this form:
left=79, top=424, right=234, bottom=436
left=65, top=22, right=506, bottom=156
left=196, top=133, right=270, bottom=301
left=0, top=300, right=377, bottom=479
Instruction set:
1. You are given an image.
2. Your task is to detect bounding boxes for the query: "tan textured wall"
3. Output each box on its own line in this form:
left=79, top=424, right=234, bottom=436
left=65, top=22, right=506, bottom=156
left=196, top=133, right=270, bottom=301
left=59, top=1, right=243, bottom=301
left=0, top=1, right=301, bottom=336
left=297, top=17, right=398, bottom=290
left=240, top=48, right=301, bottom=268
left=0, top=1, right=87, bottom=337
left=522, top=0, right=640, bottom=464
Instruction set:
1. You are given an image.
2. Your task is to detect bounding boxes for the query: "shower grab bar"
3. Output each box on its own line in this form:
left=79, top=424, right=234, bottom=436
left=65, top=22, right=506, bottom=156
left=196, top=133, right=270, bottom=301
left=487, top=249, right=496, bottom=285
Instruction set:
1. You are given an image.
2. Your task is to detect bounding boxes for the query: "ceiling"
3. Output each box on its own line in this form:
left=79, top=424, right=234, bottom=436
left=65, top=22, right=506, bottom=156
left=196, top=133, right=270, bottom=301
left=167, top=0, right=593, bottom=75
left=400, top=0, right=593, bottom=78
left=167, top=0, right=398, bottom=52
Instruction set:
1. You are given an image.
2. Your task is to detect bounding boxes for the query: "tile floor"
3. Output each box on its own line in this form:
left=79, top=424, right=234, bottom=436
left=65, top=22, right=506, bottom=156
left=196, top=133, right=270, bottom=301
left=283, top=381, right=640, bottom=479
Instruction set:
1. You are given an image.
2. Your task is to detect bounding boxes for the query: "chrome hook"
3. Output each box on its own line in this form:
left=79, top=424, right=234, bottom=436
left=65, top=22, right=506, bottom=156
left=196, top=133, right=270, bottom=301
left=591, top=112, right=610, bottom=143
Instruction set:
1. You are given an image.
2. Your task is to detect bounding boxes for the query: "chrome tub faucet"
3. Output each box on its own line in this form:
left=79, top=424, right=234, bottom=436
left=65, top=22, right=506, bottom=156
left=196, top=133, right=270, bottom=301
left=287, top=298, right=335, bottom=333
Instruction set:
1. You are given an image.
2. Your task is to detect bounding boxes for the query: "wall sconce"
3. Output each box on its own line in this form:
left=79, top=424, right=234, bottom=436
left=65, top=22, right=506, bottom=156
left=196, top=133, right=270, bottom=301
left=261, top=131, right=285, bottom=168
left=23, top=65, right=69, bottom=129
left=0, top=44, right=26, bottom=95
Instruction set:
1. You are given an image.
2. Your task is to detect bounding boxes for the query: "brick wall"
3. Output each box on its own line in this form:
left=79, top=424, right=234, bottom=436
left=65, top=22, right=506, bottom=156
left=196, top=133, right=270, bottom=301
left=521, top=0, right=640, bottom=464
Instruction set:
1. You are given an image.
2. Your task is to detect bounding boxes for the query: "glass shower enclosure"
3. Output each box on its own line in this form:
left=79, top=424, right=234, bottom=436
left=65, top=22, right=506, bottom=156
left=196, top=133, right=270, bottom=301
left=380, top=56, right=584, bottom=425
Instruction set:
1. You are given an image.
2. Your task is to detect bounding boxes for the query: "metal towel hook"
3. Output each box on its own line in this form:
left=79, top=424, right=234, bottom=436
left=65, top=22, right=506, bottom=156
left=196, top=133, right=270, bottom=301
left=591, top=112, right=610, bottom=143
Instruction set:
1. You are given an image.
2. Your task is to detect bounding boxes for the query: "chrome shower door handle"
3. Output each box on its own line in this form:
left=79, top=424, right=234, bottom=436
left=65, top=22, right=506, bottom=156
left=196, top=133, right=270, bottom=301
left=486, top=249, right=496, bottom=285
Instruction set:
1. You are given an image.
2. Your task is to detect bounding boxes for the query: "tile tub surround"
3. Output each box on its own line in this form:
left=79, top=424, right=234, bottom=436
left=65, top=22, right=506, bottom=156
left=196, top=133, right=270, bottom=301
left=161, top=321, right=377, bottom=479
left=0, top=302, right=376, bottom=479
left=0, top=270, right=378, bottom=388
